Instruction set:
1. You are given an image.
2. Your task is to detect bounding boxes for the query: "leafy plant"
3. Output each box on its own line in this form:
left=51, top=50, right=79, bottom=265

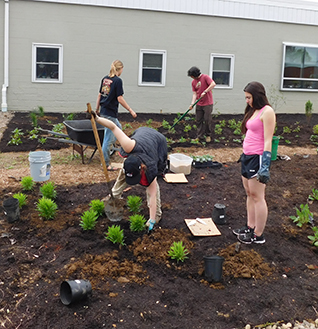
left=289, top=203, right=313, bottom=227
left=30, top=112, right=38, bottom=127
left=63, top=113, right=75, bottom=121
left=179, top=136, right=187, bottom=143
left=21, top=176, right=35, bottom=191
left=184, top=124, right=192, bottom=132
left=123, top=123, right=133, bottom=130
left=89, top=199, right=105, bottom=217
left=146, top=119, right=153, bottom=127
left=36, top=197, right=58, bottom=220
left=127, top=195, right=143, bottom=214
left=37, top=106, right=45, bottom=117
left=80, top=209, right=98, bottom=230
left=283, top=126, right=291, bottom=134
left=313, top=124, right=318, bottom=135
left=162, top=120, right=170, bottom=130
left=308, top=188, right=318, bottom=201
left=28, top=128, right=39, bottom=140
left=214, top=124, right=223, bottom=135
left=38, top=137, right=47, bottom=144
left=13, top=193, right=28, bottom=209
left=8, top=128, right=24, bottom=145
left=40, top=182, right=57, bottom=200
left=105, top=225, right=125, bottom=245
left=308, top=226, right=318, bottom=248
left=192, top=155, right=213, bottom=163
left=52, top=123, right=64, bottom=133
left=305, top=100, right=313, bottom=124
left=168, top=241, right=189, bottom=262
left=129, top=214, right=146, bottom=232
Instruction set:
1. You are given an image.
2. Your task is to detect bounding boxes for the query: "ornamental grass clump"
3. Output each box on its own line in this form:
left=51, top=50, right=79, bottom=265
left=21, top=176, right=35, bottom=191
left=168, top=241, right=189, bottom=263
left=80, top=209, right=98, bottom=230
left=89, top=199, right=105, bottom=217
left=13, top=193, right=28, bottom=209
left=127, top=195, right=142, bottom=214
left=129, top=214, right=146, bottom=232
left=36, top=197, right=58, bottom=220
left=40, top=181, right=57, bottom=200
left=105, top=225, right=125, bottom=245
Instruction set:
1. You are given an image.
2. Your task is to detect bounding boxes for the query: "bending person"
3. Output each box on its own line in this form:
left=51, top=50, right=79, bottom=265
left=91, top=112, right=167, bottom=231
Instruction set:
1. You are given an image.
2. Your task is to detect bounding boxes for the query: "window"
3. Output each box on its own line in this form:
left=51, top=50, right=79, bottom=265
left=209, top=54, right=235, bottom=88
left=282, top=42, right=318, bottom=91
left=32, top=43, right=63, bottom=83
left=138, top=50, right=166, bottom=86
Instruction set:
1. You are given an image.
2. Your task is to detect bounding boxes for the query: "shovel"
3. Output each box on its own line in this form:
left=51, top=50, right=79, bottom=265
left=86, top=103, right=125, bottom=221
left=170, top=96, right=203, bottom=130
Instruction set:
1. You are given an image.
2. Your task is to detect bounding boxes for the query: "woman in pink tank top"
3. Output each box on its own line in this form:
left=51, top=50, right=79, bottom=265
left=233, top=82, right=276, bottom=244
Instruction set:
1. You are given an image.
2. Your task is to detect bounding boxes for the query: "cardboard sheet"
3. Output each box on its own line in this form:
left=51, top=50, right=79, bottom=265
left=164, top=173, right=188, bottom=183
left=185, top=218, right=221, bottom=236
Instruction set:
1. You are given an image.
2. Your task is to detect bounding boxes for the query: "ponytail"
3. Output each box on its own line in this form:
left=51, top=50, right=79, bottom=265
left=109, top=60, right=124, bottom=77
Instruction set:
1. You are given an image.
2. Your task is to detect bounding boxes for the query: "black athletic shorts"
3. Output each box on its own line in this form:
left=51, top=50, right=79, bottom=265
left=240, top=153, right=261, bottom=179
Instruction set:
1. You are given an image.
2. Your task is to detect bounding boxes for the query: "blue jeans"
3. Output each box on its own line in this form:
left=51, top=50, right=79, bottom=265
left=100, top=114, right=122, bottom=166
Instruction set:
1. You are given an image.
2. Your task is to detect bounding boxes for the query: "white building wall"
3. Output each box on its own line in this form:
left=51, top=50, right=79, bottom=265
left=4, top=0, right=318, bottom=114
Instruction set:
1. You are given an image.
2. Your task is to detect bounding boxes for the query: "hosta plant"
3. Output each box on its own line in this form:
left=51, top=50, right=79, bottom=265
left=289, top=203, right=313, bottom=227
left=129, top=214, right=146, bottom=232
left=80, top=209, right=98, bottom=230
left=36, top=197, right=58, bottom=220
left=127, top=195, right=142, bottom=214
left=89, top=199, right=105, bottom=217
left=13, top=193, right=28, bottom=209
left=40, top=181, right=57, bottom=200
left=168, top=241, right=189, bottom=262
left=105, top=225, right=125, bottom=245
left=21, top=176, right=35, bottom=191
left=308, top=227, right=318, bottom=248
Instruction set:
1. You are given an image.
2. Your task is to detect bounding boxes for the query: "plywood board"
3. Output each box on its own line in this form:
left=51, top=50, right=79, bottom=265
left=185, top=218, right=221, bottom=236
left=164, top=173, right=188, bottom=183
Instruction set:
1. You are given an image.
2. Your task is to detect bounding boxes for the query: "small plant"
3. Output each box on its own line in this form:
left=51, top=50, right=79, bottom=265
left=80, top=209, right=98, bottom=230
left=289, top=203, right=313, bottom=227
left=305, top=100, right=313, bottom=124
left=13, top=193, right=28, bottom=209
left=8, top=128, right=24, bottom=145
left=37, top=106, right=45, bottom=117
left=127, top=195, right=143, bottom=214
left=308, top=188, right=318, bottom=201
left=38, top=137, right=47, bottom=144
left=179, top=136, right=187, bottom=143
left=313, top=124, right=318, bottom=135
left=129, top=214, right=146, bottom=232
left=89, top=199, right=105, bottom=217
left=21, top=176, right=35, bottom=191
left=184, top=124, right=192, bottom=133
left=162, top=120, right=170, bottom=130
left=267, top=84, right=287, bottom=111
left=105, top=225, right=125, bottom=245
left=28, top=128, right=39, bottom=140
left=168, top=241, right=189, bottom=262
left=36, top=197, right=58, bottom=220
left=308, top=226, right=318, bottom=248
left=30, top=112, right=38, bottom=127
left=40, top=181, right=57, bottom=200
left=146, top=119, right=153, bottom=127
left=214, top=124, right=223, bottom=135
left=283, top=126, right=292, bottom=134
left=52, top=123, right=64, bottom=133
left=63, top=113, right=75, bottom=121
left=123, top=123, right=133, bottom=130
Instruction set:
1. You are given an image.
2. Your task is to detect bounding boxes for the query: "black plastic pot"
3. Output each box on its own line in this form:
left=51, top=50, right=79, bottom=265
left=3, top=198, right=20, bottom=223
left=212, top=203, right=226, bottom=225
left=60, top=280, right=92, bottom=305
left=203, top=255, right=224, bottom=282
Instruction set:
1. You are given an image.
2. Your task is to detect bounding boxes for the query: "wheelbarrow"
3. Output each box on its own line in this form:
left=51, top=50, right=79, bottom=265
left=40, top=120, right=117, bottom=164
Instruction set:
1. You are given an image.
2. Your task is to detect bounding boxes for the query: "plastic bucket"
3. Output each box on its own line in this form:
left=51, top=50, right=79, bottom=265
left=203, top=255, right=224, bottom=283
left=271, top=136, right=280, bottom=161
left=212, top=203, right=226, bottom=225
left=3, top=198, right=20, bottom=223
left=28, top=151, right=51, bottom=182
left=60, top=280, right=92, bottom=305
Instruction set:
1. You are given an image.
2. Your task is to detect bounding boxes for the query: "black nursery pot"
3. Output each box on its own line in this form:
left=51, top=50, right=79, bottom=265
left=60, top=280, right=92, bottom=306
left=203, top=255, right=224, bottom=283
left=212, top=203, right=226, bottom=225
left=3, top=198, right=20, bottom=223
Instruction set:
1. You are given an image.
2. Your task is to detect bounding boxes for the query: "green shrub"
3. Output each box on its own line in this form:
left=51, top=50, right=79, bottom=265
left=129, top=214, right=146, bottom=232
left=289, top=204, right=313, bottom=227
left=80, top=209, right=98, bottom=230
left=40, top=181, right=57, bottom=200
left=168, top=241, right=189, bottom=262
left=89, top=199, right=105, bottom=217
left=127, top=195, right=143, bottom=214
left=13, top=193, right=28, bottom=209
left=105, top=225, right=125, bottom=245
left=36, top=197, right=58, bottom=220
left=21, top=176, right=35, bottom=191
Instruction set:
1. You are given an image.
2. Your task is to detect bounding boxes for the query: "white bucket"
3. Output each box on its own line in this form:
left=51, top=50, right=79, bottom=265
left=28, top=151, right=51, bottom=182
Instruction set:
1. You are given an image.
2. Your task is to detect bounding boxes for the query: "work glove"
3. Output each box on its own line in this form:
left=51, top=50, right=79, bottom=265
left=146, top=219, right=156, bottom=232
left=85, top=109, right=96, bottom=120
left=257, top=151, right=271, bottom=184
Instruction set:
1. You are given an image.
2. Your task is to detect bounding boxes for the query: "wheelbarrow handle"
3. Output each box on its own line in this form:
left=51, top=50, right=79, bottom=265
left=170, top=96, right=203, bottom=130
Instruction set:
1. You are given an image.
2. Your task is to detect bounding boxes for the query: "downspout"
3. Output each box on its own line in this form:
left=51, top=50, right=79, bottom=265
left=1, top=0, right=9, bottom=112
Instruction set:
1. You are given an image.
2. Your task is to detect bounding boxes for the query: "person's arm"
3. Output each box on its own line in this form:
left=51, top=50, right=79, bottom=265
left=200, top=80, right=216, bottom=98
left=146, top=177, right=157, bottom=221
left=95, top=115, right=136, bottom=153
left=96, top=93, right=101, bottom=114
left=262, top=106, right=276, bottom=152
left=189, top=91, right=197, bottom=110
left=117, top=95, right=137, bottom=118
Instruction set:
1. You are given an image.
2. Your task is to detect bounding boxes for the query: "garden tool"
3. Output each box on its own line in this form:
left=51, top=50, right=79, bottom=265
left=170, top=96, right=203, bottom=130
left=86, top=103, right=125, bottom=221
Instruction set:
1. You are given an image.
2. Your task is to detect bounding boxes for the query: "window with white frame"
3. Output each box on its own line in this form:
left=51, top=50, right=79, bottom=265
left=32, top=43, right=63, bottom=83
left=209, top=54, right=234, bottom=88
left=282, top=42, right=318, bottom=91
left=138, top=50, right=166, bottom=86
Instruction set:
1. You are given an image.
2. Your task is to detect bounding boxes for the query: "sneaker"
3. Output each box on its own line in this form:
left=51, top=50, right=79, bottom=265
left=238, top=231, right=265, bottom=244
left=232, top=225, right=251, bottom=236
